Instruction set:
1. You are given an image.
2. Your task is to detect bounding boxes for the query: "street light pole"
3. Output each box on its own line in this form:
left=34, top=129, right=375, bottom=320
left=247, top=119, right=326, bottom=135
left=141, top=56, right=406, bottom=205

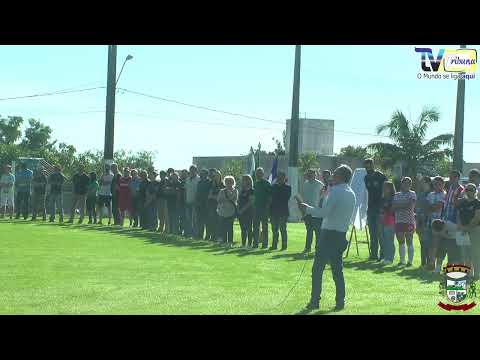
left=104, top=45, right=117, bottom=164
left=116, top=54, right=133, bottom=86
left=288, top=45, right=302, bottom=221
left=453, top=44, right=466, bottom=173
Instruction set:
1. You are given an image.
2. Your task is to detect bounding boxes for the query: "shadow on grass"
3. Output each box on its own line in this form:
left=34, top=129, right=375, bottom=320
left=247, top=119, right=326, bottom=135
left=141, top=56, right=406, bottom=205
left=270, top=252, right=315, bottom=262
left=294, top=307, right=335, bottom=315
left=5, top=219, right=282, bottom=258
left=4, top=219, right=440, bottom=284
left=343, top=259, right=439, bottom=284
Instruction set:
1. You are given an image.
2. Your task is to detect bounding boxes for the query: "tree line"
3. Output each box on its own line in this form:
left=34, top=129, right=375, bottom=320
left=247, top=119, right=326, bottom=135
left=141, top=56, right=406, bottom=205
left=0, top=116, right=156, bottom=180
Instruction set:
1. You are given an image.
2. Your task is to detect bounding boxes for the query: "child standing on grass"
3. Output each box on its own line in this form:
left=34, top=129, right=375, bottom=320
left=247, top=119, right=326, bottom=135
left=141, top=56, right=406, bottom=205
left=217, top=176, right=238, bottom=248
left=381, top=181, right=396, bottom=265
left=427, top=177, right=446, bottom=272
left=86, top=172, right=99, bottom=224
left=393, top=177, right=417, bottom=267
left=416, top=176, right=434, bottom=268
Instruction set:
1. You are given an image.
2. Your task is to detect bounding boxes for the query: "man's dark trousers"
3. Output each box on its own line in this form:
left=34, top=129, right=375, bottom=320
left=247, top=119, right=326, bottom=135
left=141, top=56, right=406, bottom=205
left=367, top=211, right=381, bottom=259
left=16, top=192, right=30, bottom=219
left=310, top=229, right=348, bottom=307
left=271, top=215, right=288, bottom=249
left=112, top=194, right=120, bottom=225
left=304, top=217, right=322, bottom=252
left=253, top=207, right=269, bottom=248
left=197, top=205, right=209, bottom=239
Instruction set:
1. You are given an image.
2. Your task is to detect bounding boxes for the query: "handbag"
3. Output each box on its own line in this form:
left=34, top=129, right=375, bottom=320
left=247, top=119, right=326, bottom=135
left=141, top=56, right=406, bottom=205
left=224, top=190, right=238, bottom=218
left=455, top=231, right=471, bottom=246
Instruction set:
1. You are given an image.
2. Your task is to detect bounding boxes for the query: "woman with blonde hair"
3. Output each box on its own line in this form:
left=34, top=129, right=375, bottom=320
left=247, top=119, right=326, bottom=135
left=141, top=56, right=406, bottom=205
left=238, top=174, right=254, bottom=247
left=217, top=175, right=238, bottom=248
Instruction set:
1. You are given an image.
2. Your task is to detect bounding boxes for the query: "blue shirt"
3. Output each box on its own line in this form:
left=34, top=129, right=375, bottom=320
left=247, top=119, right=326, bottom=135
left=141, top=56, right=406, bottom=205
left=129, top=177, right=141, bottom=195
left=15, top=169, right=33, bottom=193
left=305, top=183, right=356, bottom=233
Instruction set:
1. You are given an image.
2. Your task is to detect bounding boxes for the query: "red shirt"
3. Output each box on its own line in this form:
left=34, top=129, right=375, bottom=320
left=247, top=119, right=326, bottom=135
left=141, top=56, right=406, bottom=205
left=117, top=177, right=132, bottom=197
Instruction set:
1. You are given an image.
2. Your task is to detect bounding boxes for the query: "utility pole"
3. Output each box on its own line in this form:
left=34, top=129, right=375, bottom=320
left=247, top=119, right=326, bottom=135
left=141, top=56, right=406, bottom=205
left=453, top=44, right=466, bottom=174
left=104, top=45, right=117, bottom=165
left=288, top=45, right=302, bottom=222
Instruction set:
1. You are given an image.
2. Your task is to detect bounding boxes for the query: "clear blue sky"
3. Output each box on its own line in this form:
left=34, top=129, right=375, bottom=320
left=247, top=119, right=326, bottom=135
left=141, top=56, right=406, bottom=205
left=1, top=45, right=478, bottom=170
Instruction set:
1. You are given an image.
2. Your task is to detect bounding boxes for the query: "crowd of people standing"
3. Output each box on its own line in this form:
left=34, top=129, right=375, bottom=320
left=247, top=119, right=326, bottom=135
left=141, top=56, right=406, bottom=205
left=361, top=159, right=480, bottom=279
left=0, top=162, right=294, bottom=250
left=2, top=158, right=480, bottom=312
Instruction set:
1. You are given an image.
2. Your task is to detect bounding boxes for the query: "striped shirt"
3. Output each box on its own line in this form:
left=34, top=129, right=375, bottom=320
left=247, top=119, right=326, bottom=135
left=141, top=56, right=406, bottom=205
left=442, top=183, right=464, bottom=224
left=393, top=191, right=416, bottom=225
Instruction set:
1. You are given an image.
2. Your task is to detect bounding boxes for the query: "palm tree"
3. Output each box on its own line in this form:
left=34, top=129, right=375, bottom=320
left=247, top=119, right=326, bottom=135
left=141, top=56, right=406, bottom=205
left=367, top=108, right=453, bottom=188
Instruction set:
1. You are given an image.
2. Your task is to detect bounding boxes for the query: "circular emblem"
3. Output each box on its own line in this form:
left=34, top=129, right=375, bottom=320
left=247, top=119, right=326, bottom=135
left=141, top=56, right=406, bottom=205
left=438, top=264, right=477, bottom=312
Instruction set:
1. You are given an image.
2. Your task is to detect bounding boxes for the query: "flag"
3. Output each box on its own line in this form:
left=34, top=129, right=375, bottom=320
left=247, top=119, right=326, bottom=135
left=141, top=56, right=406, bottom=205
left=349, top=168, right=368, bottom=229
left=248, top=149, right=256, bottom=179
left=268, top=156, right=278, bottom=184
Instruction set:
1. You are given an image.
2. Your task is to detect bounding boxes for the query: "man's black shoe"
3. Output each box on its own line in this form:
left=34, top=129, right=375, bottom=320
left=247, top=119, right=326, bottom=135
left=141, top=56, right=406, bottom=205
left=334, top=304, right=345, bottom=312
left=305, top=302, right=319, bottom=311
left=269, top=246, right=277, bottom=251
left=280, top=247, right=287, bottom=251
left=368, top=256, right=378, bottom=261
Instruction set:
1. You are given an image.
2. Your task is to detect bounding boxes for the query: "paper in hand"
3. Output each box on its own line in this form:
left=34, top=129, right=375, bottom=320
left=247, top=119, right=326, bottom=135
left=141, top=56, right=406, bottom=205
left=294, top=194, right=303, bottom=204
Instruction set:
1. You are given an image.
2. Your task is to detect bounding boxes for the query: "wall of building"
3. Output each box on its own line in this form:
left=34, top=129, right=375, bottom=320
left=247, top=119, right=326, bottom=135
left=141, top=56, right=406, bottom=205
left=285, top=119, right=334, bottom=156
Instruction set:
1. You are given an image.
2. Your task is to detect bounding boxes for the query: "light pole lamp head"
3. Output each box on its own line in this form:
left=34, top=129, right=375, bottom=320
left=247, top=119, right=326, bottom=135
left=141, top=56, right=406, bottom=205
left=126, top=55, right=133, bottom=61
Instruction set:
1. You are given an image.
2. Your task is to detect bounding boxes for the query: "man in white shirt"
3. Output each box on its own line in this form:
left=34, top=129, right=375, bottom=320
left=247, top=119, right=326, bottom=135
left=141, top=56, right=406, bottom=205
left=184, top=165, right=200, bottom=238
left=0, top=165, right=15, bottom=219
left=302, top=169, right=323, bottom=253
left=298, top=164, right=356, bottom=312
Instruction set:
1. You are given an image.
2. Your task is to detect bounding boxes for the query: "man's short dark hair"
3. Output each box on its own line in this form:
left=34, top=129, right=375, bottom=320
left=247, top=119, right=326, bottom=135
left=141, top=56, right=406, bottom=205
left=160, top=170, right=167, bottom=177
left=190, top=165, right=198, bottom=171
left=450, top=169, right=461, bottom=178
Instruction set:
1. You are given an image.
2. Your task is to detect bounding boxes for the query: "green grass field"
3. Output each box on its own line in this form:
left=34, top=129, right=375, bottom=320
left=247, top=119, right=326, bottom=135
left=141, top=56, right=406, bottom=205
left=0, top=218, right=477, bottom=315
